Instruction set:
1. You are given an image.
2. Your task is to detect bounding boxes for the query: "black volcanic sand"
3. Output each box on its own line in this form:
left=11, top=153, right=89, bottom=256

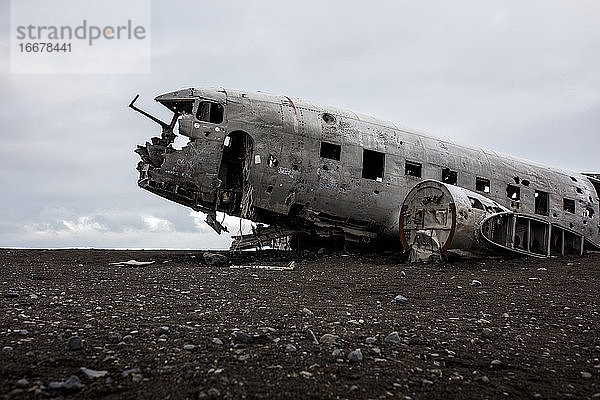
left=1, top=249, right=599, bottom=399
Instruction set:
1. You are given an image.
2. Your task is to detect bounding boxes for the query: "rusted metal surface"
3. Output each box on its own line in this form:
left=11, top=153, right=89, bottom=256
left=130, top=88, right=600, bottom=258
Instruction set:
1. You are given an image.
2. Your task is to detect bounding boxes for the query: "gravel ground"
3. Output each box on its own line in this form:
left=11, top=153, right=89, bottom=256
left=1, top=249, right=599, bottom=399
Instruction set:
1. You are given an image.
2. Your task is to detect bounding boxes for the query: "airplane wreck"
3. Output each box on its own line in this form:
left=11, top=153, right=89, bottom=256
left=130, top=88, right=600, bottom=261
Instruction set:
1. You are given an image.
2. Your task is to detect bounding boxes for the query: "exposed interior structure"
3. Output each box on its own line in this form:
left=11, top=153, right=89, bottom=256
left=405, top=160, right=422, bottom=178
left=442, top=168, right=458, bottom=185
left=217, top=131, right=254, bottom=217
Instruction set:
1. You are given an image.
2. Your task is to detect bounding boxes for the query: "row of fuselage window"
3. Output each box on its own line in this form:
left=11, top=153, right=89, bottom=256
left=319, top=141, right=585, bottom=218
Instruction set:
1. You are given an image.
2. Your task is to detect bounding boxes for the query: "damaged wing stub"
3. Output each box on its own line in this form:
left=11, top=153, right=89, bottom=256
left=399, top=180, right=510, bottom=261
left=400, top=180, right=593, bottom=261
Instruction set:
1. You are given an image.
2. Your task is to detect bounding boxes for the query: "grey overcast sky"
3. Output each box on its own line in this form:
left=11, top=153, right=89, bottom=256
left=1, top=0, right=599, bottom=248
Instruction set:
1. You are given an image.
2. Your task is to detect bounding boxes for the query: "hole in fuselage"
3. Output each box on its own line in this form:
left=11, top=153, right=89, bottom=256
left=217, top=131, right=254, bottom=215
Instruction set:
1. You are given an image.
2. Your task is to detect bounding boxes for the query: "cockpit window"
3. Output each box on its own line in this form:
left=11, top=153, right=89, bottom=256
left=196, top=101, right=224, bottom=124
left=162, top=99, right=194, bottom=115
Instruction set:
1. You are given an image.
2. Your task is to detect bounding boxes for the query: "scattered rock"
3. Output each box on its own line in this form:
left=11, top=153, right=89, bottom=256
left=319, top=334, right=339, bottom=345
left=384, top=331, right=401, bottom=344
left=581, top=371, right=592, bottom=378
left=155, top=326, right=170, bottom=335
left=308, top=329, right=319, bottom=344
left=203, top=252, right=228, bottom=267
left=234, top=330, right=253, bottom=343
left=299, top=370, right=313, bottom=378
left=515, top=335, right=524, bottom=343
left=481, top=328, right=493, bottom=338
left=302, top=307, right=314, bottom=316
left=212, top=337, right=223, bottom=345
left=317, top=247, right=327, bottom=255
left=366, top=337, right=377, bottom=344
left=347, top=348, right=363, bottom=362
left=29, top=294, right=38, bottom=299
left=399, top=271, right=406, bottom=278
left=15, top=378, right=29, bottom=388
left=121, top=368, right=140, bottom=378
left=80, top=367, right=108, bottom=379
left=490, top=359, right=502, bottom=366
left=15, top=329, right=28, bottom=336
left=393, top=295, right=408, bottom=303
left=471, top=280, right=482, bottom=287
left=67, top=336, right=83, bottom=350
left=285, top=343, right=297, bottom=352
left=108, top=331, right=122, bottom=344
left=48, top=381, right=66, bottom=390
left=2, top=346, right=14, bottom=354
left=332, top=349, right=343, bottom=357
left=49, top=376, right=84, bottom=392
left=183, top=344, right=196, bottom=351
left=207, top=388, right=221, bottom=398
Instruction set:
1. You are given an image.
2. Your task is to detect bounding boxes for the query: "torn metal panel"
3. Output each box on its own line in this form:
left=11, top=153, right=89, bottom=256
left=230, top=261, right=296, bottom=271
left=206, top=212, right=227, bottom=235
left=230, top=226, right=297, bottom=251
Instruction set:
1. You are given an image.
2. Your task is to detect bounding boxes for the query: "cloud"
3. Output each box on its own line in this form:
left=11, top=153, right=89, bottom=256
left=1, top=0, right=599, bottom=248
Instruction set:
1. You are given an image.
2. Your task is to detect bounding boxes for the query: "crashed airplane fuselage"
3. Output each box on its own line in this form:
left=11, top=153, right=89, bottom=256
left=131, top=88, right=600, bottom=260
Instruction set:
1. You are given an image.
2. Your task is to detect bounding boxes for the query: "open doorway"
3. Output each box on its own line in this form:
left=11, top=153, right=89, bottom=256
left=218, top=131, right=254, bottom=217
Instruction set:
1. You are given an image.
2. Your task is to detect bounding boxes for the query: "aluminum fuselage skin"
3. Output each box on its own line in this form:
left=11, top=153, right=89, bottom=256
left=139, top=87, right=600, bottom=247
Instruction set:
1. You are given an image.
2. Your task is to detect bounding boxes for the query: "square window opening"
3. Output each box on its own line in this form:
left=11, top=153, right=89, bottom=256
left=535, top=190, right=549, bottom=216
left=442, top=168, right=457, bottom=185
left=405, top=160, right=422, bottom=178
left=320, top=142, right=341, bottom=161
left=476, top=177, right=490, bottom=193
left=362, top=149, right=385, bottom=181
left=563, top=198, right=575, bottom=214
